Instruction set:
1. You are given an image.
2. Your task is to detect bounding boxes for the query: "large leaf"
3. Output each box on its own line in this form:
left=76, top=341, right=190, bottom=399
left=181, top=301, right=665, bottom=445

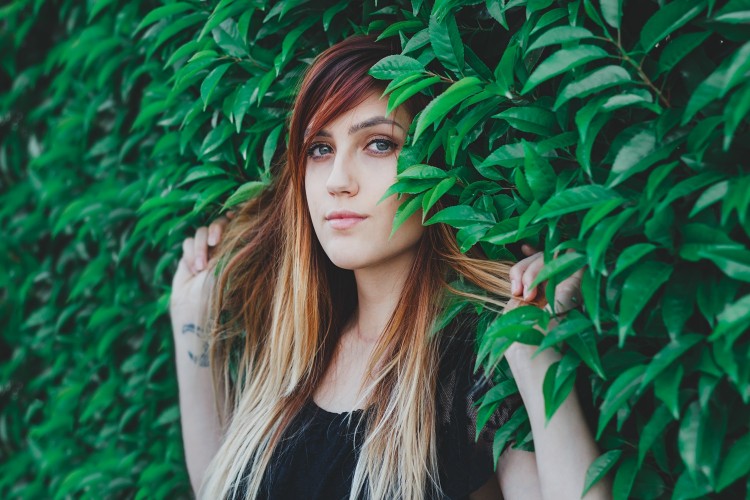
left=640, top=0, right=706, bottom=52
left=521, top=45, right=609, bottom=95
left=618, top=260, right=673, bottom=345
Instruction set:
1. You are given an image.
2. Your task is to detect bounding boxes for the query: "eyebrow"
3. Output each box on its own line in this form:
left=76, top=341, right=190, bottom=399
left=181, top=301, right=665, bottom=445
left=306, top=116, right=406, bottom=138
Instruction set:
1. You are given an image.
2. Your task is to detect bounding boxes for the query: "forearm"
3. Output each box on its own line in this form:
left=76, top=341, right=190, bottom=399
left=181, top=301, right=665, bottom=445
left=170, top=309, right=223, bottom=495
left=505, top=343, right=609, bottom=500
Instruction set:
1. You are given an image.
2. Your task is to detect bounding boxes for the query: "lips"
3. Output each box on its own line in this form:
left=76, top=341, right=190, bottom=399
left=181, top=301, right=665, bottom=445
left=325, top=210, right=367, bottom=230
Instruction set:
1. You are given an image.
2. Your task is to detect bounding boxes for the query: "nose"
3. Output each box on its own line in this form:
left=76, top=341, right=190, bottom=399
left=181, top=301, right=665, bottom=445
left=325, top=149, right=358, bottom=196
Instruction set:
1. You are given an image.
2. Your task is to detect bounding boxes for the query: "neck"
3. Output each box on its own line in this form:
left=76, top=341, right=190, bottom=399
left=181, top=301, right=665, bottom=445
left=350, top=248, right=417, bottom=343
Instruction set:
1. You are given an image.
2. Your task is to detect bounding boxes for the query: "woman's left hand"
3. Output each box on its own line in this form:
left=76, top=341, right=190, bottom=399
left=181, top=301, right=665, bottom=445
left=507, top=244, right=583, bottom=316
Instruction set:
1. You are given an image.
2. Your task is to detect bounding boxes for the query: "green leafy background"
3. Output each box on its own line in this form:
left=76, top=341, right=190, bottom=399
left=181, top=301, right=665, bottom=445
left=1, top=0, right=749, bottom=498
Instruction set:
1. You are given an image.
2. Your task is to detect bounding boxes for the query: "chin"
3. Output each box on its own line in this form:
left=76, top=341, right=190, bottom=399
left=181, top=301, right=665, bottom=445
left=324, top=251, right=371, bottom=271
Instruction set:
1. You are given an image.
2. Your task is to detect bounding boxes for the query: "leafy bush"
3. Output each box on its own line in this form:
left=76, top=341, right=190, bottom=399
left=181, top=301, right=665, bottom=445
left=1, top=0, right=748, bottom=498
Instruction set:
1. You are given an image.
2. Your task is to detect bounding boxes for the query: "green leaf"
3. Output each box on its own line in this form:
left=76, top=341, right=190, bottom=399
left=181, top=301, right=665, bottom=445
left=200, top=62, right=232, bottom=110
left=386, top=75, right=441, bottom=115
left=610, top=243, right=656, bottom=281
left=607, top=124, right=658, bottom=187
left=679, top=244, right=750, bottom=282
left=422, top=177, right=457, bottom=220
left=413, top=77, right=483, bottom=141
left=494, top=106, right=557, bottom=136
left=553, top=65, right=631, bottom=110
left=528, top=252, right=587, bottom=291
left=638, top=405, right=675, bottom=466
left=223, top=181, right=267, bottom=209
left=135, top=2, right=194, bottom=34
left=391, top=193, right=425, bottom=236
left=657, top=31, right=711, bottom=76
left=424, top=204, right=494, bottom=228
left=535, top=185, right=622, bottom=221
left=527, top=26, right=597, bottom=52
left=640, top=335, right=702, bottom=391
left=716, top=433, right=750, bottom=491
left=457, top=223, right=493, bottom=252
left=582, top=449, right=622, bottom=497
left=491, top=407, right=526, bottom=463
left=523, top=141, right=556, bottom=202
left=397, top=164, right=447, bottom=180
left=640, top=0, right=706, bottom=52
left=178, top=165, right=226, bottom=187
left=601, top=0, right=623, bottom=29
left=618, top=260, right=673, bottom=345
left=597, top=365, right=647, bottom=438
left=678, top=401, right=702, bottom=481
left=521, top=45, right=608, bottom=95
left=482, top=217, right=543, bottom=246
left=262, top=124, right=283, bottom=171
left=369, top=55, right=425, bottom=80
left=612, top=455, right=638, bottom=500
left=537, top=313, right=593, bottom=352
left=429, top=14, right=464, bottom=75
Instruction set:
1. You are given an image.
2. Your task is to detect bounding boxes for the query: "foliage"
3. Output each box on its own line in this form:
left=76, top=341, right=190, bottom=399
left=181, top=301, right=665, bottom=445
left=1, top=0, right=748, bottom=498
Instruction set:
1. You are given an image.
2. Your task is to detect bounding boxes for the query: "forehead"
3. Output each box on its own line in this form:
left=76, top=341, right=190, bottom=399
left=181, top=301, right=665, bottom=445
left=310, top=90, right=412, bottom=133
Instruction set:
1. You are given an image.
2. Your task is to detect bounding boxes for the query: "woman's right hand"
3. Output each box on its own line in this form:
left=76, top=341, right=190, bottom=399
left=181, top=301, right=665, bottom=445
left=169, top=212, right=234, bottom=315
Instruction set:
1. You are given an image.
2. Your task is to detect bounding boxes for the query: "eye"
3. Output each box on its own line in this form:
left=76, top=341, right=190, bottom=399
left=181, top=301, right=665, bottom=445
left=366, top=138, right=398, bottom=155
left=306, top=143, right=333, bottom=159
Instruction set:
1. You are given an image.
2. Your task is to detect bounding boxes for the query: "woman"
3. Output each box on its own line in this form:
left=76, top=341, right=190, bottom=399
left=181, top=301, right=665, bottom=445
left=169, top=35, right=607, bottom=500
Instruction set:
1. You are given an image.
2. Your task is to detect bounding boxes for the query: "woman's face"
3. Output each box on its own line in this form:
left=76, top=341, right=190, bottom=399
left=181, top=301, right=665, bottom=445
left=304, top=90, right=425, bottom=271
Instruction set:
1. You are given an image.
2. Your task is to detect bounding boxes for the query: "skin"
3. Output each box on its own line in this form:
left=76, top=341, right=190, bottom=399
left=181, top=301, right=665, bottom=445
left=170, top=90, right=609, bottom=499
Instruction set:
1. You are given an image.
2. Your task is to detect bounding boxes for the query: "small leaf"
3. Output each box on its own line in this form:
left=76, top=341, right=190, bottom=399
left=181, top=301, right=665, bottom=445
left=528, top=252, right=586, bottom=291
left=527, top=26, right=596, bottom=52
left=223, top=181, right=268, bottom=209
left=582, top=450, right=623, bottom=497
left=639, top=335, right=702, bottom=391
left=521, top=45, right=608, bottom=95
left=422, top=177, right=457, bottom=220
left=429, top=14, right=464, bottom=75
left=601, top=0, right=623, bottom=29
left=716, top=433, right=750, bottom=491
left=200, top=63, right=232, bottom=110
left=554, top=65, right=631, bottom=110
left=597, top=365, right=647, bottom=438
left=536, top=185, right=622, bottom=221
left=391, top=193, right=425, bottom=236
left=638, top=405, right=675, bottom=466
left=413, top=77, right=483, bottom=141
left=522, top=141, right=556, bottom=202
left=369, top=54, right=425, bottom=80
left=640, top=0, right=706, bottom=52
left=424, top=204, right=494, bottom=228
left=618, top=260, right=673, bottom=345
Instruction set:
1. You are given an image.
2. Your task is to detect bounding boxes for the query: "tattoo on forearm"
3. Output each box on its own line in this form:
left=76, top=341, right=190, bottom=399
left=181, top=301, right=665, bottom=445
left=182, top=323, right=209, bottom=367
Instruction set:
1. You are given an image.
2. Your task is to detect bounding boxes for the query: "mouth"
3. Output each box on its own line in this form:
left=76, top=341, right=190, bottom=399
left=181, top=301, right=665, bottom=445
left=325, top=210, right=368, bottom=230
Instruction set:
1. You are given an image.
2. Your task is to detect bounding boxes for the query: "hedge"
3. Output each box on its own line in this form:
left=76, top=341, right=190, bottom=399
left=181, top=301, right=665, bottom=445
left=1, top=0, right=748, bottom=498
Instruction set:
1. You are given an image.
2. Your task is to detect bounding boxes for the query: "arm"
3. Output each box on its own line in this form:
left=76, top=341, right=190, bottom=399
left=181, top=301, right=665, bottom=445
left=169, top=215, right=232, bottom=494
left=496, top=245, right=610, bottom=500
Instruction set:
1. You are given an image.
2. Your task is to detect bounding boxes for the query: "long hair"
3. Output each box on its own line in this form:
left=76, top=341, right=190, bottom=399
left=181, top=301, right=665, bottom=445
left=197, top=34, right=515, bottom=500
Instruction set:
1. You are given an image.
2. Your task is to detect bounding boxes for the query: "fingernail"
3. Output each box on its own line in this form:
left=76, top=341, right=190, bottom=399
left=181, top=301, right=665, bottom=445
left=523, top=287, right=531, bottom=299
left=208, top=232, right=216, bottom=246
left=511, top=280, right=518, bottom=295
left=195, top=258, right=204, bottom=271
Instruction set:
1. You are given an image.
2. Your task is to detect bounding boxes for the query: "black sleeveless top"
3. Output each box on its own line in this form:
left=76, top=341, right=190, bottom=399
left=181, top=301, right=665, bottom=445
left=234, top=321, right=522, bottom=499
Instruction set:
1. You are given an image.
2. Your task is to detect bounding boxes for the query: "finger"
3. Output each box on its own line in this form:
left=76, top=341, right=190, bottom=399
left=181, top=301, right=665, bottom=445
left=521, top=243, right=538, bottom=256
left=194, top=227, right=209, bottom=272
left=207, top=216, right=229, bottom=246
left=182, top=237, right=196, bottom=274
left=521, top=254, right=546, bottom=300
left=509, top=251, right=543, bottom=296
